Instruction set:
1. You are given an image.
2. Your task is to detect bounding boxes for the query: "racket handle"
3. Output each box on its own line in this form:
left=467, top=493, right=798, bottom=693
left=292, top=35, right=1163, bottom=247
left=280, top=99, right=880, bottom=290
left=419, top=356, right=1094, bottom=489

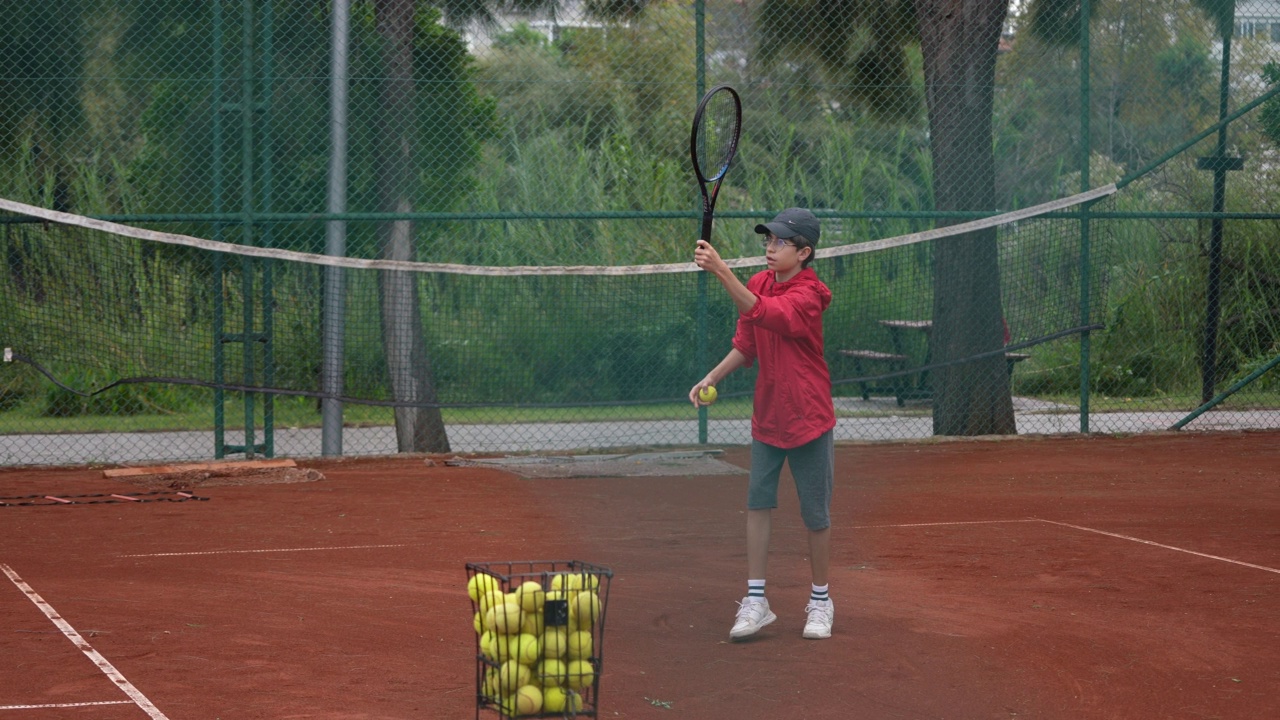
left=700, top=214, right=714, bottom=243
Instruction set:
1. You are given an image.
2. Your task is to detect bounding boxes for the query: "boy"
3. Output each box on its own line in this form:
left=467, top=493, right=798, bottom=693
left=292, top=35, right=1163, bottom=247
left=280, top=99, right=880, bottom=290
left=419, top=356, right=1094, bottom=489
left=689, top=207, right=837, bottom=641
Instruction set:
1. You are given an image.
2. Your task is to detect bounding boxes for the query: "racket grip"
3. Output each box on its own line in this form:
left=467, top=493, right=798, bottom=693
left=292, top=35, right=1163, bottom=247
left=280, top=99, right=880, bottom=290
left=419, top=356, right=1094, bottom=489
left=700, top=214, right=715, bottom=243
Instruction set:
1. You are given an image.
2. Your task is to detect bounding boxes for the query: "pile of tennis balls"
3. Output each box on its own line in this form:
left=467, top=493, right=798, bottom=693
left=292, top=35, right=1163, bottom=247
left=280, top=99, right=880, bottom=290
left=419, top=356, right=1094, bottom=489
left=469, top=570, right=603, bottom=717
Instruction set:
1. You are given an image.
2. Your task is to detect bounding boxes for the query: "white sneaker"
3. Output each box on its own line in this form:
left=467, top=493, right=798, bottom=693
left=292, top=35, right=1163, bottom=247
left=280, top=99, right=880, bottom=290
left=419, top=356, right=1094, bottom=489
left=730, top=596, right=776, bottom=640
left=803, top=599, right=834, bottom=639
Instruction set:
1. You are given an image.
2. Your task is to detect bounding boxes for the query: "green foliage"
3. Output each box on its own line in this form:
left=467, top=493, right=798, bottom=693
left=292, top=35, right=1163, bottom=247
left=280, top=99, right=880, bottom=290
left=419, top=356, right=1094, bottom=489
left=1261, top=63, right=1280, bottom=148
left=493, top=22, right=551, bottom=50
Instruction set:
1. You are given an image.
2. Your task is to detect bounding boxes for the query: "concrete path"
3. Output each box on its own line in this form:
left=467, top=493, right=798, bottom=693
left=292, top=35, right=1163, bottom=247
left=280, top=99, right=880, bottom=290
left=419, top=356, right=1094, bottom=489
left=1, top=397, right=1272, bottom=466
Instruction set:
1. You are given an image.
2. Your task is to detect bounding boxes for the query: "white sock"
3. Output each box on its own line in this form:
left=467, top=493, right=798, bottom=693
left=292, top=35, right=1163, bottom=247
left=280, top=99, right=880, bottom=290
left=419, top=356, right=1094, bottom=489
left=810, top=583, right=829, bottom=603
left=747, top=579, right=766, bottom=598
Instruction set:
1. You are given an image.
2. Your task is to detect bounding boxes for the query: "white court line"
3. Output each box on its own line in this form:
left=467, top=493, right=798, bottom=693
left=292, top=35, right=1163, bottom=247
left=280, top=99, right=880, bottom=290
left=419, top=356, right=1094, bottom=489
left=1, top=564, right=170, bottom=720
left=1037, top=519, right=1280, bottom=576
left=850, top=519, right=1037, bottom=530
left=1, top=701, right=133, bottom=710
left=120, top=543, right=413, bottom=558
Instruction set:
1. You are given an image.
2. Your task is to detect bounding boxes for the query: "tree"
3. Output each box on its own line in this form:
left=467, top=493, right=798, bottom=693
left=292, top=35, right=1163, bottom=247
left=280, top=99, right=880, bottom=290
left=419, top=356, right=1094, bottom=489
left=372, top=0, right=456, bottom=452
left=914, top=0, right=1016, bottom=435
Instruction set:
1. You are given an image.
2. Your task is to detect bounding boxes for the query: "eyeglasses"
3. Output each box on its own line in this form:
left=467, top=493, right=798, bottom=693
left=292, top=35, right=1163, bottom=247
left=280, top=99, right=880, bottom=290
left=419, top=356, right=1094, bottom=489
left=761, top=236, right=797, bottom=250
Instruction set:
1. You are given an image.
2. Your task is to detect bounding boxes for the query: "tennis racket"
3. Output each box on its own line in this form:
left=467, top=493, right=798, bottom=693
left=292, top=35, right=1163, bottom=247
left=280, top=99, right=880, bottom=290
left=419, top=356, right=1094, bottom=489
left=689, top=84, right=742, bottom=243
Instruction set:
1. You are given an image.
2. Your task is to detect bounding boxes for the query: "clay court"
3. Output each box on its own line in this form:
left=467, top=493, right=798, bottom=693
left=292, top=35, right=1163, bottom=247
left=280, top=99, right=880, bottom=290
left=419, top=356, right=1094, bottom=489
left=2, top=431, right=1278, bottom=720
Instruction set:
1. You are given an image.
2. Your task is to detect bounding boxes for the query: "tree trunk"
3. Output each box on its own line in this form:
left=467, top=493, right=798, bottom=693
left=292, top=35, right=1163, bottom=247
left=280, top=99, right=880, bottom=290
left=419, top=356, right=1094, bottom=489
left=914, top=0, right=1016, bottom=436
left=374, top=0, right=450, bottom=452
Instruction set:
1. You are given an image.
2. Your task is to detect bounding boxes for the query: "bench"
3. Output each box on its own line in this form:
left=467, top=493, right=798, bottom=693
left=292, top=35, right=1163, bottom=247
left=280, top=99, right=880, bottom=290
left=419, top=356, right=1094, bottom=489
left=838, top=349, right=913, bottom=407
left=1004, top=352, right=1031, bottom=376
left=840, top=350, right=1033, bottom=406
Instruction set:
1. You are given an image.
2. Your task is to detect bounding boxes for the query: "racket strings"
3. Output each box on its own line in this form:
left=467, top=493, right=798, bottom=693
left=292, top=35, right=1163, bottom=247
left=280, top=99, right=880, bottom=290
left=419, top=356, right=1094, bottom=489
left=696, top=93, right=740, bottom=181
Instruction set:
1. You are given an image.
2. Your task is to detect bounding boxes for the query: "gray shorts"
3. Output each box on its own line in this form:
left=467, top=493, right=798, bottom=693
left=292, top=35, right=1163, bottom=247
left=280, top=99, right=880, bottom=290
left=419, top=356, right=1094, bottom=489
left=747, top=430, right=834, bottom=531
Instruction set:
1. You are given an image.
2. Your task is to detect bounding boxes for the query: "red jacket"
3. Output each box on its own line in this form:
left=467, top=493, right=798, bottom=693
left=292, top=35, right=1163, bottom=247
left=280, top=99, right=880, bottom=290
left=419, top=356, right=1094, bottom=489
left=732, top=267, right=836, bottom=449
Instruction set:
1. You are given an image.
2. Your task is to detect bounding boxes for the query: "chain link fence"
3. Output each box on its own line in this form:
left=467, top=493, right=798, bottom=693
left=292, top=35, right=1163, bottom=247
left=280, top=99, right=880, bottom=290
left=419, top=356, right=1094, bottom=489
left=2, top=0, right=1280, bottom=465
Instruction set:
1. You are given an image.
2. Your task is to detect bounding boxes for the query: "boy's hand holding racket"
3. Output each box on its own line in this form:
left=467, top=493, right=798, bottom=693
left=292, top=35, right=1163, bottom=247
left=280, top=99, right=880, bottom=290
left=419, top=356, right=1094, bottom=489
left=693, top=239, right=728, bottom=277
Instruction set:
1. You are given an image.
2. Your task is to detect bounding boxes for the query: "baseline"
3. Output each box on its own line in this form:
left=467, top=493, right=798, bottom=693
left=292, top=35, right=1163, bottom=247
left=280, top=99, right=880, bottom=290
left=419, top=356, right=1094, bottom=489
left=0, top=564, right=170, bottom=720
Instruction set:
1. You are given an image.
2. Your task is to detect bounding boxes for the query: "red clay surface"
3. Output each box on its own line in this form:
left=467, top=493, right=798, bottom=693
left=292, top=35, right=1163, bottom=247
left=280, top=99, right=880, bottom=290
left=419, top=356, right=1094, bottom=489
left=1, top=431, right=1278, bottom=719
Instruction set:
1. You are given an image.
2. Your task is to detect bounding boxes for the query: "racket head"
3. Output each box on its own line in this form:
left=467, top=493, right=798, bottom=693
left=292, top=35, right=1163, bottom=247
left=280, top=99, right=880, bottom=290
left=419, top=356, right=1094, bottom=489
left=690, top=84, right=743, bottom=185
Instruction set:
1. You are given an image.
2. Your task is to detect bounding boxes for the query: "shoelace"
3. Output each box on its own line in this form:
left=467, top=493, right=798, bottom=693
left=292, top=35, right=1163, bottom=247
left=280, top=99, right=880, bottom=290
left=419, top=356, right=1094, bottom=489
left=736, top=599, right=765, bottom=619
left=805, top=603, right=832, bottom=621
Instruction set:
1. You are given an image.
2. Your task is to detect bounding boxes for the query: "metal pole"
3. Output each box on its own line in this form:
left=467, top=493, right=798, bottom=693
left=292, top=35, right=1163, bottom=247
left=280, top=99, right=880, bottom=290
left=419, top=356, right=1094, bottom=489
left=1078, top=0, right=1092, bottom=433
left=260, top=0, right=275, bottom=458
left=322, top=0, right=351, bottom=456
left=1201, top=6, right=1236, bottom=404
left=212, top=0, right=226, bottom=458
left=241, top=0, right=257, bottom=457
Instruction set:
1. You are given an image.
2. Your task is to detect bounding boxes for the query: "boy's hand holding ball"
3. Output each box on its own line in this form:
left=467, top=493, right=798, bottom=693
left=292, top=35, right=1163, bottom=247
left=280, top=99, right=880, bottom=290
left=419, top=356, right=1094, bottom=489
left=698, top=385, right=717, bottom=405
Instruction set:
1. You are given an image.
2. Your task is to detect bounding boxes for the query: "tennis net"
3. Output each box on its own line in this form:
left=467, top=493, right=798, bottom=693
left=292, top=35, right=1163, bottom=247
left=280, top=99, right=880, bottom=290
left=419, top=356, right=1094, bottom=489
left=0, top=186, right=1115, bottom=462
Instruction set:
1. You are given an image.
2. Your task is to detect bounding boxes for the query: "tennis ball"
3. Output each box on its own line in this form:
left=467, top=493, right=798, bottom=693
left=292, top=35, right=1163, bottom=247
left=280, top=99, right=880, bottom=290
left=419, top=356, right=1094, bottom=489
left=479, top=631, right=497, bottom=661
left=468, top=572, right=501, bottom=602
left=498, top=660, right=532, bottom=694
left=487, top=602, right=524, bottom=635
left=510, top=633, right=541, bottom=666
left=515, top=581, right=545, bottom=612
left=698, top=385, right=718, bottom=404
left=541, top=627, right=567, bottom=658
left=519, top=609, right=544, bottom=636
left=474, top=611, right=483, bottom=635
left=478, top=588, right=507, bottom=616
left=496, top=694, right=519, bottom=718
left=542, top=687, right=582, bottom=713
left=570, top=591, right=601, bottom=627
left=515, top=684, right=543, bottom=715
left=566, top=659, right=595, bottom=690
left=566, top=631, right=593, bottom=660
left=537, top=658, right=568, bottom=687
left=551, top=573, right=585, bottom=594
left=482, top=667, right=501, bottom=697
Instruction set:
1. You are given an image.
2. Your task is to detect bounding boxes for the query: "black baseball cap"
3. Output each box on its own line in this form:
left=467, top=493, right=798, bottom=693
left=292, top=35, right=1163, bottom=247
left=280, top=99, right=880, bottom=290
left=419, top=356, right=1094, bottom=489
left=755, top=208, right=820, bottom=243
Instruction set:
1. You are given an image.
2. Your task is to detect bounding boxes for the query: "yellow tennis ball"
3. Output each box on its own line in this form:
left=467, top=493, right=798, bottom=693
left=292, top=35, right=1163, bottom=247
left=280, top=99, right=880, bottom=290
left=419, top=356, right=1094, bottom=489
left=537, top=658, right=568, bottom=687
left=479, top=631, right=497, bottom=661
left=542, top=687, right=582, bottom=713
left=468, top=572, right=501, bottom=602
left=515, top=581, right=545, bottom=612
left=474, top=611, right=483, bottom=635
left=566, top=659, right=594, bottom=690
left=520, top=609, right=545, bottom=636
left=698, top=385, right=718, bottom=404
left=541, top=628, right=567, bottom=659
left=496, top=694, right=519, bottom=717
left=498, top=660, right=531, bottom=694
left=478, top=588, right=507, bottom=617
left=482, top=667, right=501, bottom=697
left=515, top=684, right=543, bottom=715
left=488, top=602, right=524, bottom=635
left=566, top=631, right=593, bottom=660
left=570, top=591, right=601, bottom=627
left=510, top=633, right=541, bottom=666
left=551, top=573, right=585, bottom=593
